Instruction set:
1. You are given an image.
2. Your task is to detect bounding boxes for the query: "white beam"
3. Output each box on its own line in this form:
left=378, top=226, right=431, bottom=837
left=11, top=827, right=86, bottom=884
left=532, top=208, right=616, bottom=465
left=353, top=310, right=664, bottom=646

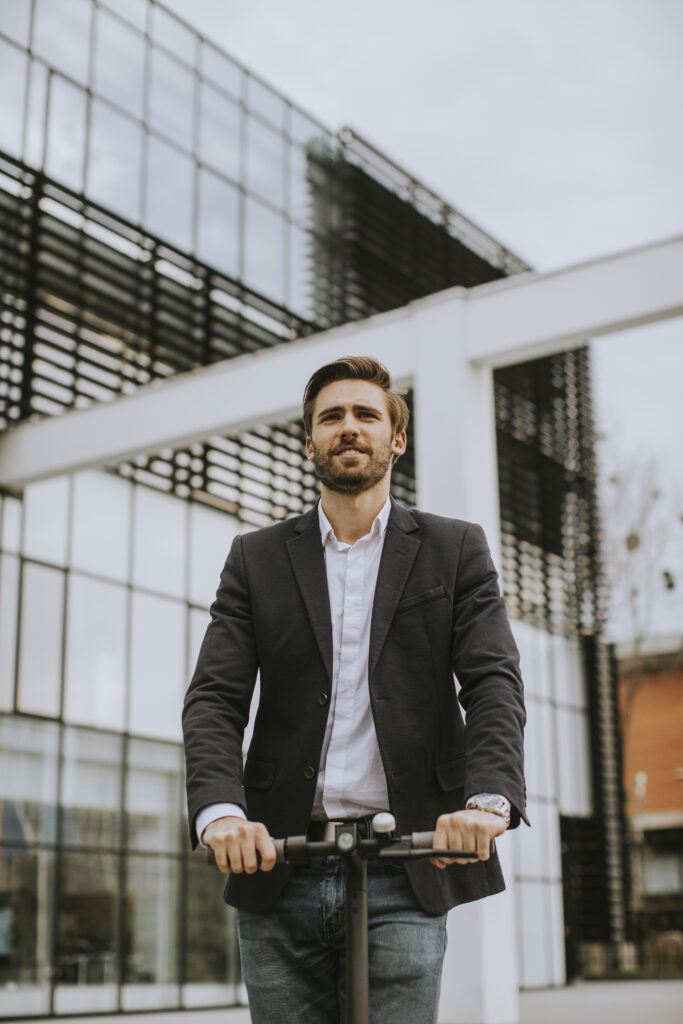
left=1, top=234, right=681, bottom=490
left=465, top=234, right=683, bottom=367
left=0, top=306, right=415, bottom=491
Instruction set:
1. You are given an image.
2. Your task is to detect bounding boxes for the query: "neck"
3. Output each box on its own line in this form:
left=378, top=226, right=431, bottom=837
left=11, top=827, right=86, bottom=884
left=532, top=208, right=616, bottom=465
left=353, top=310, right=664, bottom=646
left=320, top=479, right=391, bottom=545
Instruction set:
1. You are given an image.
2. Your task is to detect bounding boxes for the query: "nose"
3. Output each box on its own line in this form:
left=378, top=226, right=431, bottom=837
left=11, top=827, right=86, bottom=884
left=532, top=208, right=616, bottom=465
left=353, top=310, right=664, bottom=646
left=339, top=413, right=359, bottom=437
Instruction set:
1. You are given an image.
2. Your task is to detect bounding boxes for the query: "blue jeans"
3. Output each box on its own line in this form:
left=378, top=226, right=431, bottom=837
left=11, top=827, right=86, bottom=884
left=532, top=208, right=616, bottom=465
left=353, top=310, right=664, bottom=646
left=237, top=858, right=447, bottom=1024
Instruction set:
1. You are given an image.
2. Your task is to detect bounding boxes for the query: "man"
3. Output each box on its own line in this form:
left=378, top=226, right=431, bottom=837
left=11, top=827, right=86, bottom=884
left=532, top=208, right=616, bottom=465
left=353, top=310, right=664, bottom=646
left=183, top=356, right=527, bottom=1023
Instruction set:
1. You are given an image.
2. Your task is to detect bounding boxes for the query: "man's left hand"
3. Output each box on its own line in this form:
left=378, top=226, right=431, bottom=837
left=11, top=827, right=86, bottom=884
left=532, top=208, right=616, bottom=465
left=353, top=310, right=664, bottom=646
left=431, top=809, right=506, bottom=868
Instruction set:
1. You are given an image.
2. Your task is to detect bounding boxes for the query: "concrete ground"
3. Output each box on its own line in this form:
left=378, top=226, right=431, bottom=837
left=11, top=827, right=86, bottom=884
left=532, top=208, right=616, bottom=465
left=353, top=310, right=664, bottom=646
left=3, top=980, right=682, bottom=1024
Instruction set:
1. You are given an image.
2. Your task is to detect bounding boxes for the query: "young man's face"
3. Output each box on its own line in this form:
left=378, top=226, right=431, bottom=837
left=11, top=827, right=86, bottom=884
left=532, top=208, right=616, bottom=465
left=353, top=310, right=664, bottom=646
left=306, top=379, right=406, bottom=495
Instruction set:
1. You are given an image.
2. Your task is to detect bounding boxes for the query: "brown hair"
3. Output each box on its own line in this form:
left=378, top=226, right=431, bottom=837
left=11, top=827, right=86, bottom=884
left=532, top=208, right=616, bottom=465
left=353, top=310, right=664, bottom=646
left=302, top=356, right=410, bottom=439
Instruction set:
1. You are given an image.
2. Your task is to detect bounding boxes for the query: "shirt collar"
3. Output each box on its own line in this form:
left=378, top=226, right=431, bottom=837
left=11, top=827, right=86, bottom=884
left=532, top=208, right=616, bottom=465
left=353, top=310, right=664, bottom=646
left=318, top=496, right=391, bottom=547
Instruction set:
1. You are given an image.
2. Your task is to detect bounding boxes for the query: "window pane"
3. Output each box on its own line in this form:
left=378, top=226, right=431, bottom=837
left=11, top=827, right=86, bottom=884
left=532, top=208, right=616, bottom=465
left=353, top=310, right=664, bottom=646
left=61, top=727, right=122, bottom=848
left=23, top=476, right=69, bottom=566
left=126, top=738, right=182, bottom=852
left=201, top=44, right=242, bottom=99
left=151, top=5, right=196, bottom=65
left=0, top=715, right=60, bottom=842
left=0, top=848, right=54, bottom=1017
left=183, top=853, right=239, bottom=1003
left=122, top=856, right=178, bottom=1009
left=45, top=74, right=87, bottom=191
left=188, top=607, right=209, bottom=679
left=0, top=0, right=32, bottom=46
left=101, top=0, right=146, bottom=32
left=0, top=41, right=27, bottom=159
left=88, top=100, right=143, bottom=223
left=145, top=134, right=194, bottom=251
left=148, top=47, right=194, bottom=151
left=244, top=197, right=286, bottom=304
left=129, top=592, right=185, bottom=741
left=1, top=495, right=22, bottom=552
left=25, top=59, right=48, bottom=168
left=132, top=485, right=186, bottom=596
left=198, top=81, right=240, bottom=182
left=64, top=574, right=127, bottom=731
left=290, top=223, right=314, bottom=320
left=246, top=76, right=285, bottom=130
left=17, top=563, right=64, bottom=717
left=0, top=554, right=20, bottom=710
left=197, top=169, right=239, bottom=277
left=92, top=8, right=145, bottom=119
left=55, top=852, right=119, bottom=1014
left=71, top=471, right=131, bottom=582
left=188, top=504, right=238, bottom=606
left=246, top=115, right=285, bottom=207
left=33, top=0, right=92, bottom=85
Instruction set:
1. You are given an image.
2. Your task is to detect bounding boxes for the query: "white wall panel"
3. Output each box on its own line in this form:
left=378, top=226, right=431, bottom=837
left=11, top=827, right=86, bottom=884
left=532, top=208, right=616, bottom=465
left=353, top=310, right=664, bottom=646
left=551, top=633, right=587, bottom=709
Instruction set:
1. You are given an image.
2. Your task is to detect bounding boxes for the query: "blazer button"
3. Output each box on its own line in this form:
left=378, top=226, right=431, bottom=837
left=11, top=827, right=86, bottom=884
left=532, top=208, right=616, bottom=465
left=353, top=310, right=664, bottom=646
left=319, top=692, right=329, bottom=706
left=304, top=765, right=315, bottom=780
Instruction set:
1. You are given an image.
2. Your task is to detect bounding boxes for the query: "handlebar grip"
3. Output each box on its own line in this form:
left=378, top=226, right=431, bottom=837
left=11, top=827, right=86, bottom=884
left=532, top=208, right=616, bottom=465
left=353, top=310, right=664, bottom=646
left=411, top=831, right=436, bottom=849
left=273, top=838, right=286, bottom=863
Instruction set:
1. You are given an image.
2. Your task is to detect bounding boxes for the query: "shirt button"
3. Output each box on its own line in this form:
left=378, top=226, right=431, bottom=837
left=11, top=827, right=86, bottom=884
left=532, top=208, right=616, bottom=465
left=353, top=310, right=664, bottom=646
left=304, top=765, right=315, bottom=780
left=319, top=692, right=329, bottom=706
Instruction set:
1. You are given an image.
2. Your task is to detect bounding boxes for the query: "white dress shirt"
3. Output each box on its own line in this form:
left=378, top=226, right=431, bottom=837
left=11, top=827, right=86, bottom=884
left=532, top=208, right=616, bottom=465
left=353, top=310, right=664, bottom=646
left=195, top=498, right=508, bottom=844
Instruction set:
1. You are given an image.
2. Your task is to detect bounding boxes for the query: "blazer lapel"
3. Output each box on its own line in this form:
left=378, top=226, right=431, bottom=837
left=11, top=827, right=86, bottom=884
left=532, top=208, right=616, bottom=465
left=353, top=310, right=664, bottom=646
left=369, top=500, right=421, bottom=678
left=286, top=505, right=333, bottom=682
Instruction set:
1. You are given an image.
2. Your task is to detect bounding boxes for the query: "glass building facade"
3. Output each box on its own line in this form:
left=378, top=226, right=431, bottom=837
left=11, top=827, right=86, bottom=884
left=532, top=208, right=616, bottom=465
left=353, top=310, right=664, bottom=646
left=0, top=0, right=626, bottom=1013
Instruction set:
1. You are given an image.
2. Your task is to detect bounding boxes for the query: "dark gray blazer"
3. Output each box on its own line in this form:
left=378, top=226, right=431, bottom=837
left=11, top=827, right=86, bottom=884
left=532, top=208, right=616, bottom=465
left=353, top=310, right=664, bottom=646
left=183, top=499, right=527, bottom=915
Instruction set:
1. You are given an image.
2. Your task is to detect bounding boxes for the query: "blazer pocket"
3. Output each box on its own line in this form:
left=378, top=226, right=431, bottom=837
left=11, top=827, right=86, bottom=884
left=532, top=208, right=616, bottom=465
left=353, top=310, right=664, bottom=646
left=395, top=584, right=447, bottom=615
left=243, top=757, right=277, bottom=790
left=434, top=755, right=465, bottom=792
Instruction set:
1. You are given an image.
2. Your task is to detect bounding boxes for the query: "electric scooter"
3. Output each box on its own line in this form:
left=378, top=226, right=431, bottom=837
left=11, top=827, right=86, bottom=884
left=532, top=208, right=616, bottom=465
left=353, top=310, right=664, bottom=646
left=210, top=812, right=492, bottom=1024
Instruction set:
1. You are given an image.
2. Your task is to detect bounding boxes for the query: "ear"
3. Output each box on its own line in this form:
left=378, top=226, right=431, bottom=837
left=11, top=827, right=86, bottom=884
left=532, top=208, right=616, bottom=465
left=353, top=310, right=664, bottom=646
left=305, top=436, right=315, bottom=461
left=391, top=430, right=407, bottom=459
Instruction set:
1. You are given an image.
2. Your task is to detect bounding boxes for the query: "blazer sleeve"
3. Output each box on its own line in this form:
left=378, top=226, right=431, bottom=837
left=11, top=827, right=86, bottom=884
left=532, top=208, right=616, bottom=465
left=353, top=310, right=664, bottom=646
left=451, top=523, right=529, bottom=828
left=182, top=533, right=259, bottom=846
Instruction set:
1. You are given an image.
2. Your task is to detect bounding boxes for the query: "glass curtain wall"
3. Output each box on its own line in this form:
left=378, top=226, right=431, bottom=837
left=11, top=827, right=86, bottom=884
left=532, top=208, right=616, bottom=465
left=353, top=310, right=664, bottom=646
left=0, top=476, right=241, bottom=1016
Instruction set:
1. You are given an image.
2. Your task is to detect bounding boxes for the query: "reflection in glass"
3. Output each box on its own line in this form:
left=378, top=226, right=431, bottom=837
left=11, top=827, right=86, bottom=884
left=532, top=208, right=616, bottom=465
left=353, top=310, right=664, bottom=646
left=0, top=0, right=32, bottom=46
left=151, top=5, right=196, bottom=65
left=290, top=142, right=314, bottom=226
left=246, top=76, right=284, bottom=129
left=129, top=592, right=185, bottom=741
left=0, top=847, right=53, bottom=1017
left=24, top=60, right=48, bottom=169
left=88, top=100, right=143, bottom=223
left=188, top=504, right=238, bottom=607
left=125, top=738, right=182, bottom=852
left=0, top=715, right=59, bottom=843
left=132, top=485, right=186, bottom=596
left=148, top=47, right=194, bottom=152
left=145, top=134, right=194, bottom=252
left=244, top=197, right=286, bottom=305
left=201, top=43, right=242, bottom=99
left=0, top=554, right=19, bottom=710
left=198, top=82, right=241, bottom=183
left=23, top=475, right=69, bottom=566
left=64, top=574, right=127, bottom=731
left=17, top=563, right=64, bottom=718
left=246, top=116, right=285, bottom=207
left=92, top=8, right=145, bottom=119
left=197, top=169, right=240, bottom=278
left=183, top=853, right=239, bottom=1003
left=33, top=0, right=92, bottom=85
left=71, top=471, right=130, bottom=582
left=61, top=728, right=122, bottom=848
left=55, top=852, right=119, bottom=1013
left=45, top=74, right=87, bottom=192
left=122, top=856, right=178, bottom=1009
left=0, top=41, right=27, bottom=159
left=290, top=223, right=314, bottom=321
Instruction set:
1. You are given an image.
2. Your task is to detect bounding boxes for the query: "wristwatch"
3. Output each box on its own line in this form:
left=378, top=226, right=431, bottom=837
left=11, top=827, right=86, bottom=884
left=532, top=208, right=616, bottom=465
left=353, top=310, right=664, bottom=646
left=465, top=793, right=511, bottom=828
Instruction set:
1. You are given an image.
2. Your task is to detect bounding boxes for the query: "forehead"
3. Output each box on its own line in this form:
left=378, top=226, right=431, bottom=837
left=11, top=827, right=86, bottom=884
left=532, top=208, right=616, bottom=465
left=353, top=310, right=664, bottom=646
left=312, top=378, right=390, bottom=417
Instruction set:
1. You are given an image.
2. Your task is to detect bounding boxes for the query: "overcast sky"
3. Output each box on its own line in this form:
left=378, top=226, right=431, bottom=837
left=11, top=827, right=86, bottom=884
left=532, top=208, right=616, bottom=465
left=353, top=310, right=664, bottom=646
left=165, top=0, right=682, bottom=639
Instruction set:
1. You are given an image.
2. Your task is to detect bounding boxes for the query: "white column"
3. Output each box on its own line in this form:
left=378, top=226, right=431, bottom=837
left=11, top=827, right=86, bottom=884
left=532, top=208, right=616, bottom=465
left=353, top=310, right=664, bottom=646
left=412, top=296, right=520, bottom=1024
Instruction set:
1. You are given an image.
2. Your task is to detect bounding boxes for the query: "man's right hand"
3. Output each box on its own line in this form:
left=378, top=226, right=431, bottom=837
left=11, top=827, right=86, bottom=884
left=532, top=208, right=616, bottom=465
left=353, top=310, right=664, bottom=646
left=202, top=816, right=277, bottom=875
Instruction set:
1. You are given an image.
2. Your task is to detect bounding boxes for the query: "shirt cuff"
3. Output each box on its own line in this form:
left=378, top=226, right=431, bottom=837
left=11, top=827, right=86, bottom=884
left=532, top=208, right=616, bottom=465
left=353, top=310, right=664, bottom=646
left=195, top=802, right=247, bottom=847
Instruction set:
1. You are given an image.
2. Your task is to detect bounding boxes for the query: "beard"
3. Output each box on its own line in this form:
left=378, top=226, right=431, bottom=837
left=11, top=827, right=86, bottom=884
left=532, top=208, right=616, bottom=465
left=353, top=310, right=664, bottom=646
left=310, top=440, right=393, bottom=495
